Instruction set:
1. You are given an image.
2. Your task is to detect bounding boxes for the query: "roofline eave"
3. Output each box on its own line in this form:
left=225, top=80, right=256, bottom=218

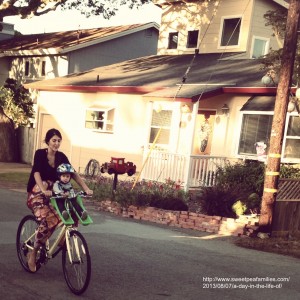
left=59, top=22, right=160, bottom=54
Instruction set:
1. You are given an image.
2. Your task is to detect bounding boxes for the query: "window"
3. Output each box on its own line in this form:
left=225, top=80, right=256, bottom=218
left=238, top=114, right=273, bottom=156
left=85, top=108, right=115, bottom=132
left=251, top=37, right=269, bottom=59
left=283, top=115, right=300, bottom=159
left=40, top=61, right=46, bottom=76
left=168, top=32, right=178, bottom=49
left=149, top=109, right=172, bottom=145
left=186, top=30, right=199, bottom=48
left=220, top=17, right=241, bottom=47
left=24, top=58, right=46, bottom=78
left=25, top=61, right=30, bottom=77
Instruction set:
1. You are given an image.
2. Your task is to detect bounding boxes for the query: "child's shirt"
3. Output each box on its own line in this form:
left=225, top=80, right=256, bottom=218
left=53, top=181, right=76, bottom=198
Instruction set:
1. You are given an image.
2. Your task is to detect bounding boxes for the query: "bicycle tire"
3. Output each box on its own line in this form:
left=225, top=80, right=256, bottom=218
left=16, top=215, right=39, bottom=273
left=62, top=230, right=91, bottom=295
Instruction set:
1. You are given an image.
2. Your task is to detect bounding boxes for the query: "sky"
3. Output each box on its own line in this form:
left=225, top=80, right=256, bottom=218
left=4, top=3, right=162, bottom=34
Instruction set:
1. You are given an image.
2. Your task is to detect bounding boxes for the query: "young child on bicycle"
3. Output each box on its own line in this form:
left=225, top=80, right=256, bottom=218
left=53, top=163, right=88, bottom=221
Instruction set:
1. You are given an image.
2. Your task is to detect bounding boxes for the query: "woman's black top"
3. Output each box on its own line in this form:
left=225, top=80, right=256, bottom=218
left=27, top=148, right=70, bottom=192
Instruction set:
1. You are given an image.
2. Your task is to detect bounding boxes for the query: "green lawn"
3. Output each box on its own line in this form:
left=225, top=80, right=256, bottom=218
left=0, top=172, right=30, bottom=185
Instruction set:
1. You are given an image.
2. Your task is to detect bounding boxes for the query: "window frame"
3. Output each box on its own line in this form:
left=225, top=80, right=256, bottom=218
left=84, top=107, right=115, bottom=133
left=281, top=112, right=300, bottom=163
left=218, top=16, right=242, bottom=48
left=149, top=108, right=173, bottom=147
left=236, top=111, right=273, bottom=160
left=250, top=36, right=270, bottom=59
left=236, top=110, right=300, bottom=163
left=24, top=58, right=47, bottom=79
left=186, top=30, right=199, bottom=48
left=168, top=32, right=179, bottom=49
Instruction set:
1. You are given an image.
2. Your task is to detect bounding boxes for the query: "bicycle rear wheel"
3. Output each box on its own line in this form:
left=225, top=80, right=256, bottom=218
left=62, top=230, right=91, bottom=295
left=16, top=215, right=38, bottom=272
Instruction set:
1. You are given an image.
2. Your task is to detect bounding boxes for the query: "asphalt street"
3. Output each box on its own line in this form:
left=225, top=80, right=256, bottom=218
left=1, top=188, right=300, bottom=300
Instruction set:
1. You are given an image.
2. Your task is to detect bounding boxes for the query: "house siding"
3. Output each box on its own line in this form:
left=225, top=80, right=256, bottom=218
left=8, top=55, right=69, bottom=83
left=157, top=0, right=255, bottom=55
left=68, top=29, right=159, bottom=73
left=37, top=91, right=151, bottom=172
left=0, top=57, right=10, bottom=83
left=250, top=0, right=284, bottom=51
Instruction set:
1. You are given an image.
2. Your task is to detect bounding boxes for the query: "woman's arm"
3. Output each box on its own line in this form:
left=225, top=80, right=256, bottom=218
left=73, top=173, right=93, bottom=195
left=33, top=172, right=53, bottom=197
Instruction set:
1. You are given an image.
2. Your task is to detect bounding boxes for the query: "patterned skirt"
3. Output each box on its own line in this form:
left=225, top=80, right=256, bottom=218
left=27, top=181, right=60, bottom=248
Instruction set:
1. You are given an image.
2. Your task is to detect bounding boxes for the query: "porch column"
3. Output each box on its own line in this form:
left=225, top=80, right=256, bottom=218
left=183, top=101, right=199, bottom=190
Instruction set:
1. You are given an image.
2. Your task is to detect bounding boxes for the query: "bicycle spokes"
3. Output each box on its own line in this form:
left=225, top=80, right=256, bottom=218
left=62, top=230, right=91, bottom=295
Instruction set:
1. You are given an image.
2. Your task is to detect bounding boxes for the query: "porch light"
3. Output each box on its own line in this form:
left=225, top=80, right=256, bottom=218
left=221, top=104, right=230, bottom=116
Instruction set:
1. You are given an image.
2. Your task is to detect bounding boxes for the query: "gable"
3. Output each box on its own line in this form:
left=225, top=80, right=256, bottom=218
left=0, top=22, right=159, bottom=56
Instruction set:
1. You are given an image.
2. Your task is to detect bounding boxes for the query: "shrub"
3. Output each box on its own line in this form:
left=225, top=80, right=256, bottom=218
left=87, top=176, right=189, bottom=211
left=197, top=184, right=250, bottom=218
left=280, top=164, right=300, bottom=178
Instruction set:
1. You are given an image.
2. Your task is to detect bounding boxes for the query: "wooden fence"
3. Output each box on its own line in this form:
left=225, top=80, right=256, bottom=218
left=16, top=126, right=35, bottom=164
left=272, top=179, right=300, bottom=238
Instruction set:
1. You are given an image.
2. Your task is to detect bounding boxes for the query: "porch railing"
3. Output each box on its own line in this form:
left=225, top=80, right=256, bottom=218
left=141, top=150, right=227, bottom=190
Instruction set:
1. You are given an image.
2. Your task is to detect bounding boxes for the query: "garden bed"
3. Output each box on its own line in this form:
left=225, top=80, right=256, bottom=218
left=93, top=200, right=259, bottom=237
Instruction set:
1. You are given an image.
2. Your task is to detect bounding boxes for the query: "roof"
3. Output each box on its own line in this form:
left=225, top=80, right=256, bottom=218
left=24, top=53, right=273, bottom=101
left=0, top=22, right=159, bottom=56
left=241, top=96, right=276, bottom=111
left=154, top=0, right=289, bottom=9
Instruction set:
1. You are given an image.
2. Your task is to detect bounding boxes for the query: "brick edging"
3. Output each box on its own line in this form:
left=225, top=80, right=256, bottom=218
left=91, top=200, right=259, bottom=237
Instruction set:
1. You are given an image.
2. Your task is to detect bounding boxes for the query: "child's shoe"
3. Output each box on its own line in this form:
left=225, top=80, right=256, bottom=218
left=62, top=210, right=69, bottom=220
left=81, top=210, right=88, bottom=220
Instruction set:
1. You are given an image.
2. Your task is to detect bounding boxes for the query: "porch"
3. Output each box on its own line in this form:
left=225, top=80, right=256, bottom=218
left=141, top=150, right=227, bottom=190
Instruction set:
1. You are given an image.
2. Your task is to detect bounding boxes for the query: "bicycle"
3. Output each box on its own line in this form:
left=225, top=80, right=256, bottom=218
left=16, top=191, right=93, bottom=295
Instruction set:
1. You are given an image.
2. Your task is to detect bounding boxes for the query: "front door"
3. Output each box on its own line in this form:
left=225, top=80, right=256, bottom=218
left=192, top=110, right=216, bottom=155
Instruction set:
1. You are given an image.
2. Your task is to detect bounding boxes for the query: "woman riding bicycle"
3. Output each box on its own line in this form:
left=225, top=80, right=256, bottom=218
left=26, top=128, right=93, bottom=272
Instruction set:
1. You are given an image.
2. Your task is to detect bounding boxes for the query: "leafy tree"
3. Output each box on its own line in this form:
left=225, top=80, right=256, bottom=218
left=0, top=78, right=34, bottom=127
left=0, top=0, right=151, bottom=21
left=0, top=78, right=34, bottom=162
left=260, top=7, right=300, bottom=85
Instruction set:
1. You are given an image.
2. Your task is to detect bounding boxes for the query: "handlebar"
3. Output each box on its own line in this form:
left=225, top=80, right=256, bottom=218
left=30, top=191, right=92, bottom=199
left=52, top=191, right=92, bottom=199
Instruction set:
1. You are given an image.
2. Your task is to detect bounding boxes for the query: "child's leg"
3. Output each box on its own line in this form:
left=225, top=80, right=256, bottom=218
left=71, top=198, right=87, bottom=220
left=56, top=199, right=69, bottom=220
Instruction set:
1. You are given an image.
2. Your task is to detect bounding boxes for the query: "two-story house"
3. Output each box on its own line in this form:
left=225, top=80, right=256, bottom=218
left=24, top=0, right=293, bottom=190
left=0, top=22, right=160, bottom=85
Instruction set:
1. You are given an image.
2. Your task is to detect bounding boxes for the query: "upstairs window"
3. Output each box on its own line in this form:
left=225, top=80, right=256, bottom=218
left=85, top=108, right=115, bottom=133
left=251, top=37, right=269, bottom=58
left=186, top=30, right=199, bottom=48
left=168, top=32, right=178, bottom=49
left=40, top=61, right=46, bottom=76
left=24, top=61, right=30, bottom=77
left=220, top=17, right=241, bottom=47
left=24, top=58, right=46, bottom=78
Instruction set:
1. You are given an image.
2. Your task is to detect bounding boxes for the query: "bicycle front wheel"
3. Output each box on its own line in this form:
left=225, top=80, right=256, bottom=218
left=62, top=230, right=91, bottom=295
left=16, top=215, right=38, bottom=272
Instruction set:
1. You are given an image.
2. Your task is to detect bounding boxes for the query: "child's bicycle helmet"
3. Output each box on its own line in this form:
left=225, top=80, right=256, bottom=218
left=57, top=163, right=75, bottom=175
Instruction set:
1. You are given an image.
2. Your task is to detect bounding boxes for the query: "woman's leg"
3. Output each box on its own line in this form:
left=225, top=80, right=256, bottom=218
left=27, top=184, right=59, bottom=271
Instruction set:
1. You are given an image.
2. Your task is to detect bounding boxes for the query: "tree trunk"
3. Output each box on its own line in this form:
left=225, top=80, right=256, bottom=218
left=259, top=0, right=300, bottom=233
left=0, top=107, right=18, bottom=162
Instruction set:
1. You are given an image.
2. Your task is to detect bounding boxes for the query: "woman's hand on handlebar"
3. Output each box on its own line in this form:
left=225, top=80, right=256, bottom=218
left=42, top=190, right=52, bottom=197
left=84, top=189, right=93, bottom=196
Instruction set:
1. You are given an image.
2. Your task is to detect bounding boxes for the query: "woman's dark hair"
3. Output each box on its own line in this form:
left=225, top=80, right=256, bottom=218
left=44, top=128, right=62, bottom=145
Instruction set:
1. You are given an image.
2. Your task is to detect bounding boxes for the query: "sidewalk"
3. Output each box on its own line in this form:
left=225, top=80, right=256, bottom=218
left=0, top=162, right=31, bottom=174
